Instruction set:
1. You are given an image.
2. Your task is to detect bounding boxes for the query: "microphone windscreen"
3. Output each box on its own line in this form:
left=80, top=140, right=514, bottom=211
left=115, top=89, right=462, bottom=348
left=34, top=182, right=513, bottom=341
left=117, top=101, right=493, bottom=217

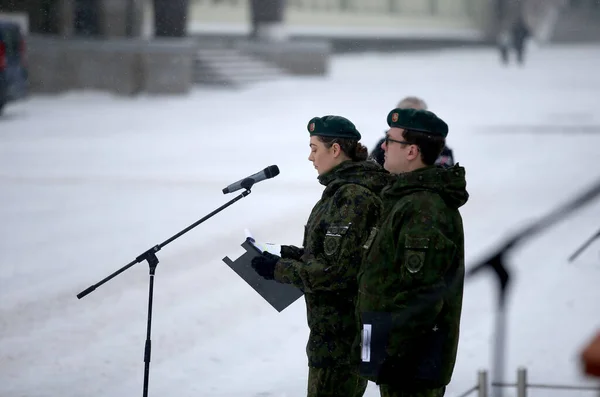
left=266, top=165, right=280, bottom=178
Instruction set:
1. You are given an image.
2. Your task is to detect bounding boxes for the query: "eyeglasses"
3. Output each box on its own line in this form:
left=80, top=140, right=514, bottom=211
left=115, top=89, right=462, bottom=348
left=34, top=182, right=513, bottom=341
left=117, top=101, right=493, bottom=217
left=384, top=136, right=411, bottom=146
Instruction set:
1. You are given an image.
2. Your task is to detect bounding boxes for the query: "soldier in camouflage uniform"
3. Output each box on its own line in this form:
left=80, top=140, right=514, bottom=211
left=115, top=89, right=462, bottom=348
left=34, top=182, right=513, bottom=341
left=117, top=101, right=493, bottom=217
left=251, top=115, right=391, bottom=397
left=357, top=108, right=468, bottom=397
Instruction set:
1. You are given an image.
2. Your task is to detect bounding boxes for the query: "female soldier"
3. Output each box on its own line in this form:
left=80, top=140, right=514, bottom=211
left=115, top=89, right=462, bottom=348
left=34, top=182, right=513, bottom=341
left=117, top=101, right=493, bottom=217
left=251, top=115, right=390, bottom=397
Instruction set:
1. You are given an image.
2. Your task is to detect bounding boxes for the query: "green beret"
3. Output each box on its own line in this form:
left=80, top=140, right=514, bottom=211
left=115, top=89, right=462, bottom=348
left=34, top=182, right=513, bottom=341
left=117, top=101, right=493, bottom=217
left=307, top=115, right=361, bottom=140
left=386, top=108, right=448, bottom=138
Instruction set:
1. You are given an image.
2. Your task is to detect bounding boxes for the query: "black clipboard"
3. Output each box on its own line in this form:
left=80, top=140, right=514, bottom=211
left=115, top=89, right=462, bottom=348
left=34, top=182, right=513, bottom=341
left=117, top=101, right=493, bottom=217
left=222, top=239, right=304, bottom=312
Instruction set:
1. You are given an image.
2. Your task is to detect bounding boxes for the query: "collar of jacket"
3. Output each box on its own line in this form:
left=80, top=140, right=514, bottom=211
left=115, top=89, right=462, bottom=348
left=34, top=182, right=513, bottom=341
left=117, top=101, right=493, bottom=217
left=383, top=164, right=469, bottom=209
left=317, top=160, right=357, bottom=187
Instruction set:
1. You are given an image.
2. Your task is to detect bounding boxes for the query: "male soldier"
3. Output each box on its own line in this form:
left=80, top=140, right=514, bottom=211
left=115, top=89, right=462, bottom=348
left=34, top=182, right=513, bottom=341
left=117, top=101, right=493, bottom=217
left=368, top=97, right=455, bottom=168
left=357, top=108, right=468, bottom=397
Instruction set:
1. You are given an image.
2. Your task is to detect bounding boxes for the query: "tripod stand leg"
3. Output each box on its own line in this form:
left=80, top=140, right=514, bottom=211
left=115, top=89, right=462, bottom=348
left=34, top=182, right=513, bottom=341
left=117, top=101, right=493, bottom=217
left=143, top=255, right=158, bottom=397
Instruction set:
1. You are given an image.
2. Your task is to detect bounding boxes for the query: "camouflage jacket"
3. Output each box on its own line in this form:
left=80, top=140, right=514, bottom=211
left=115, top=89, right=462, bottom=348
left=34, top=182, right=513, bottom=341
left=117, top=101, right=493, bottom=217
left=357, top=165, right=468, bottom=387
left=274, top=160, right=391, bottom=368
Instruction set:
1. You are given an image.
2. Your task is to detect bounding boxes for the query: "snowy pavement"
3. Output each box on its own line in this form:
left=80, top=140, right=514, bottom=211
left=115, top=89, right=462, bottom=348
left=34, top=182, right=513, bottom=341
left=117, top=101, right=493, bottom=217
left=1, top=43, right=600, bottom=397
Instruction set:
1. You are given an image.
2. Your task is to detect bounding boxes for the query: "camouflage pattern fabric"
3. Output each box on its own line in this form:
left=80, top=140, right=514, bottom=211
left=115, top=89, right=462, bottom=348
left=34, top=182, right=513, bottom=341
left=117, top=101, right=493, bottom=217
left=379, top=385, right=446, bottom=397
left=357, top=165, right=468, bottom=389
left=307, top=365, right=368, bottom=397
left=275, top=160, right=391, bottom=369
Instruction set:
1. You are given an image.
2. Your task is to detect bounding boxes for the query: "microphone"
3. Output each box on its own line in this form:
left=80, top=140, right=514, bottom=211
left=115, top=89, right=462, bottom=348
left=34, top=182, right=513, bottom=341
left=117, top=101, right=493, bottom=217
left=222, top=165, right=280, bottom=194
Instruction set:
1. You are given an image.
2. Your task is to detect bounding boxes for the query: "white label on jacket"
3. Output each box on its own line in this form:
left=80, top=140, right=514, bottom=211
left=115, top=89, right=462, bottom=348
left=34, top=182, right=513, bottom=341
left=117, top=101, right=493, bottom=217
left=361, top=324, right=372, bottom=362
left=363, top=227, right=378, bottom=250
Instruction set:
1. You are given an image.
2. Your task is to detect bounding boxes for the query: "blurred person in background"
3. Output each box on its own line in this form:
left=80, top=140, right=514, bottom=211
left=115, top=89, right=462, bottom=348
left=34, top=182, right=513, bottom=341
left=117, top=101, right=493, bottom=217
left=511, top=15, right=532, bottom=65
left=498, top=15, right=531, bottom=66
left=368, top=97, right=455, bottom=168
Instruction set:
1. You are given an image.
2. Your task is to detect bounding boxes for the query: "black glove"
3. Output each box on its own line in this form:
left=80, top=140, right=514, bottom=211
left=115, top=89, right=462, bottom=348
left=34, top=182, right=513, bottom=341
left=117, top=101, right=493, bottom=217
left=251, top=251, right=280, bottom=280
left=280, top=245, right=304, bottom=260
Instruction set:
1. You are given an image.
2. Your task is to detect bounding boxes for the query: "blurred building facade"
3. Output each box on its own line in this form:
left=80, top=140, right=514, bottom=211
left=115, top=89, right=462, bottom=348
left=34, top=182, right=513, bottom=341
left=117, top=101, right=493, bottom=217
left=0, top=0, right=598, bottom=95
left=185, top=0, right=493, bottom=39
left=1, top=0, right=599, bottom=43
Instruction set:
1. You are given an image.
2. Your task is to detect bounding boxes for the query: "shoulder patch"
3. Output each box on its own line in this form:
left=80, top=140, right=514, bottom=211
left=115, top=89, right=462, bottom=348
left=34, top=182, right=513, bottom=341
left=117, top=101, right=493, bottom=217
left=405, top=251, right=425, bottom=273
left=404, top=235, right=430, bottom=274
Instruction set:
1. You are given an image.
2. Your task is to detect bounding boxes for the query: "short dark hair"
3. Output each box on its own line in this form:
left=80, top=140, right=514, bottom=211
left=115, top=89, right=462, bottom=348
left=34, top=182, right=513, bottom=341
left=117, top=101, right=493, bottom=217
left=318, top=136, right=368, bottom=162
left=402, top=129, right=446, bottom=166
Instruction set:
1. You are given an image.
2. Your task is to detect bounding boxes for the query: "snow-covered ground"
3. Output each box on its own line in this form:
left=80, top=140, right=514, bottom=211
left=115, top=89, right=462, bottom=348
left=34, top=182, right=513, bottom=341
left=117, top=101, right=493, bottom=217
left=1, top=44, right=600, bottom=397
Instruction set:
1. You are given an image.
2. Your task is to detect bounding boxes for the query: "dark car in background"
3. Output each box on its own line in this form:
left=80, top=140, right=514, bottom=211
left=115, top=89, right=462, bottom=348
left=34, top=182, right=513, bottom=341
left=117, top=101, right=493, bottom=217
left=0, top=20, right=28, bottom=115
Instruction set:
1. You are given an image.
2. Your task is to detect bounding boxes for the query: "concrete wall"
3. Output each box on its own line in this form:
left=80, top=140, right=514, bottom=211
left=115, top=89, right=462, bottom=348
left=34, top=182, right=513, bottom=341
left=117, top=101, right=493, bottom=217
left=26, top=36, right=196, bottom=95
left=236, top=40, right=330, bottom=75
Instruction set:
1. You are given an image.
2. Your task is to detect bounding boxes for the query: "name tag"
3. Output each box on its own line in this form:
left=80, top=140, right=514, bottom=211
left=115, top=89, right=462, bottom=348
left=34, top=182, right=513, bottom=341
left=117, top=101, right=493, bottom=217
left=361, top=324, right=372, bottom=362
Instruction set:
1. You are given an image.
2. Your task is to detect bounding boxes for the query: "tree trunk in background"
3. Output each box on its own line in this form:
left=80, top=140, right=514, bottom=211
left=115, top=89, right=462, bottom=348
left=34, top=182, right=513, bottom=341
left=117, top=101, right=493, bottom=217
left=26, top=0, right=60, bottom=34
left=58, top=0, right=75, bottom=36
left=153, top=0, right=188, bottom=37
left=249, top=0, right=287, bottom=41
left=124, top=0, right=144, bottom=37
left=74, top=0, right=100, bottom=36
left=0, top=0, right=22, bottom=11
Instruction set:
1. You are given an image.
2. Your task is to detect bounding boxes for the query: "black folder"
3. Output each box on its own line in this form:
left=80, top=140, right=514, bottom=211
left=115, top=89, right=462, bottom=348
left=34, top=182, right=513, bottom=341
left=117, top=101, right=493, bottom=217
left=222, top=239, right=304, bottom=312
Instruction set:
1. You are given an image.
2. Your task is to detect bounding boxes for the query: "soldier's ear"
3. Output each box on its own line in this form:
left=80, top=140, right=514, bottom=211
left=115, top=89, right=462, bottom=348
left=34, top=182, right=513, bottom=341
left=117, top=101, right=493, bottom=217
left=332, top=142, right=342, bottom=157
left=408, top=145, right=420, bottom=160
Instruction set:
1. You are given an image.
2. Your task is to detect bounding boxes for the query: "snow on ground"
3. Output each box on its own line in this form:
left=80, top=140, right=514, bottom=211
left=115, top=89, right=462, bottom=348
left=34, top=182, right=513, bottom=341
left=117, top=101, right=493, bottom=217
left=1, top=43, right=600, bottom=397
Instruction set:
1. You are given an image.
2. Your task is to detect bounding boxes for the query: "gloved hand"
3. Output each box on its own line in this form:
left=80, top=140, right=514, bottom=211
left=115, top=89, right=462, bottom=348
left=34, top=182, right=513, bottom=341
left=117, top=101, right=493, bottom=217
left=251, top=251, right=280, bottom=280
left=280, top=245, right=304, bottom=260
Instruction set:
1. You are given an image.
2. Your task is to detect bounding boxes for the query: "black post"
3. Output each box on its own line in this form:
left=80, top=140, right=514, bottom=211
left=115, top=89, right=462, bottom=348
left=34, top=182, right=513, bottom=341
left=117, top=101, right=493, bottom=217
left=77, top=189, right=252, bottom=397
left=465, top=176, right=600, bottom=397
left=467, top=249, right=511, bottom=397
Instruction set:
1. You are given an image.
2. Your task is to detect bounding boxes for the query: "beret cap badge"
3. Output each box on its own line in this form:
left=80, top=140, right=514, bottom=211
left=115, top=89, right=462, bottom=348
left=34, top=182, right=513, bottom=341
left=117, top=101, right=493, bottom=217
left=306, top=115, right=361, bottom=140
left=386, top=108, right=448, bottom=138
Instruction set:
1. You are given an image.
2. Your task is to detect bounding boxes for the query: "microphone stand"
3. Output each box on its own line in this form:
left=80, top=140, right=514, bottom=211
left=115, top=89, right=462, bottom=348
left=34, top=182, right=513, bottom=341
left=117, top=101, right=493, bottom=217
left=568, top=227, right=600, bottom=263
left=466, top=176, right=600, bottom=397
left=77, top=183, right=254, bottom=397
left=467, top=243, right=512, bottom=397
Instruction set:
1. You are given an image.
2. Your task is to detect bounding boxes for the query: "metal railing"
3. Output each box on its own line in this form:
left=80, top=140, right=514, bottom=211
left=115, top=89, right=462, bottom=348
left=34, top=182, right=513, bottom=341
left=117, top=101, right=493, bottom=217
left=455, top=368, right=600, bottom=397
left=455, top=370, right=489, bottom=397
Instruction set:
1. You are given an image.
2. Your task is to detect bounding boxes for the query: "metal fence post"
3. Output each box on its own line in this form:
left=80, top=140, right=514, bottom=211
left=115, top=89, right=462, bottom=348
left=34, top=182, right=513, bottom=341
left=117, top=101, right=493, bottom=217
left=478, top=369, right=489, bottom=397
left=517, top=367, right=527, bottom=397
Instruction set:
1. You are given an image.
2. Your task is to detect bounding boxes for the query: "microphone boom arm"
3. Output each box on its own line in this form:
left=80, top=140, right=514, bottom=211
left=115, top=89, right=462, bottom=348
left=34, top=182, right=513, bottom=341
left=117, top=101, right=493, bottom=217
left=76, top=188, right=253, bottom=397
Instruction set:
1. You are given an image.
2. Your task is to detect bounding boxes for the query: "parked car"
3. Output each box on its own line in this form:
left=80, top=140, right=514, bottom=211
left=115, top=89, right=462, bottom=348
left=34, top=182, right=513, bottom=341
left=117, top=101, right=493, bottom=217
left=0, top=20, right=28, bottom=115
